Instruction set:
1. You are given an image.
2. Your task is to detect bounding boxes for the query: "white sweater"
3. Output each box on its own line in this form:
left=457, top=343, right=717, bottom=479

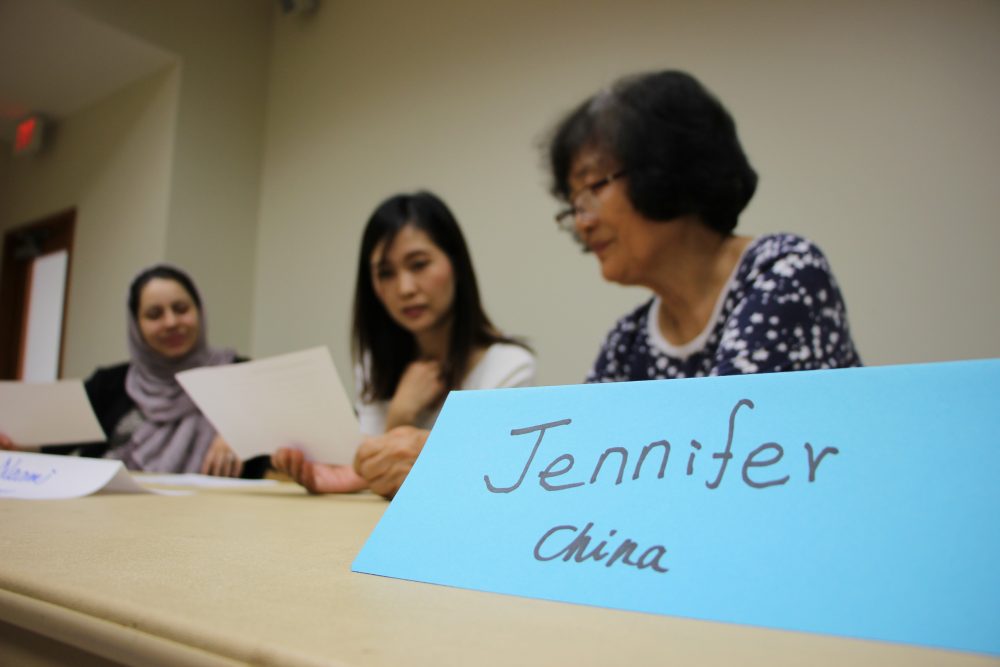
left=355, top=343, right=536, bottom=435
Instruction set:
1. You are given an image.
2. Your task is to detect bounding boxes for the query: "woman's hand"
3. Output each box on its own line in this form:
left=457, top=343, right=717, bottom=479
left=0, top=433, right=20, bottom=451
left=200, top=435, right=243, bottom=477
left=271, top=447, right=368, bottom=494
left=353, top=426, right=429, bottom=499
left=385, top=360, right=446, bottom=429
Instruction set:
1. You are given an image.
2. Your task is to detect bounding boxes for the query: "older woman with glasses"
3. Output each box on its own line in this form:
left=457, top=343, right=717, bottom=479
left=549, top=69, right=860, bottom=382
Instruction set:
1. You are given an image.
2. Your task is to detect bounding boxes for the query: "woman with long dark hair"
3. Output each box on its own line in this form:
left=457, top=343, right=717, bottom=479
left=352, top=190, right=534, bottom=433
left=273, top=191, right=534, bottom=494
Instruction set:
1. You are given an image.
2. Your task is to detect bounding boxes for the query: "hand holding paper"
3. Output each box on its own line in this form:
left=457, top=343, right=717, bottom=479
left=199, top=435, right=243, bottom=477
left=177, top=347, right=361, bottom=465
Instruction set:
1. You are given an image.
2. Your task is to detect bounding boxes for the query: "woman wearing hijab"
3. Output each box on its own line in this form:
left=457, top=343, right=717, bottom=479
left=2, top=264, right=253, bottom=477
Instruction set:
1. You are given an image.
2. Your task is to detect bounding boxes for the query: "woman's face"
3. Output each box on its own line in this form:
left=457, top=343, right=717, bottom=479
left=371, top=225, right=456, bottom=337
left=567, top=147, right=676, bottom=287
left=137, top=278, right=201, bottom=359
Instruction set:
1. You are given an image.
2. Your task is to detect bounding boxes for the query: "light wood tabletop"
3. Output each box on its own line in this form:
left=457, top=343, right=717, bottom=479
left=1, top=481, right=996, bottom=667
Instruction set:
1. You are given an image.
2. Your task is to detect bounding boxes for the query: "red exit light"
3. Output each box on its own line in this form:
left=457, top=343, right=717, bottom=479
left=13, top=115, right=44, bottom=156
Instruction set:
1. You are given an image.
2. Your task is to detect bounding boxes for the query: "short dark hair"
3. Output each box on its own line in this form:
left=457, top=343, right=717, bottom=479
left=548, top=70, right=757, bottom=234
left=352, top=191, right=524, bottom=401
left=128, top=265, right=202, bottom=319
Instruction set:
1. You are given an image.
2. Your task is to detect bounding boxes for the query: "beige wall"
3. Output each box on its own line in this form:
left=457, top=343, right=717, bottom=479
left=0, top=68, right=178, bottom=378
left=3, top=0, right=998, bottom=389
left=0, top=0, right=273, bottom=377
left=253, top=0, right=1000, bottom=390
left=65, top=0, right=273, bottom=357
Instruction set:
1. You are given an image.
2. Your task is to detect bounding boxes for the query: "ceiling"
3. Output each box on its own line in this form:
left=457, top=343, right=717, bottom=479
left=0, top=0, right=176, bottom=143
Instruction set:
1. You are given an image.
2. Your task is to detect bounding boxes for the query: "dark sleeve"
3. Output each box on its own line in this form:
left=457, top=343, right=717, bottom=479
left=84, top=363, right=135, bottom=438
left=711, top=242, right=861, bottom=376
left=241, top=456, right=270, bottom=479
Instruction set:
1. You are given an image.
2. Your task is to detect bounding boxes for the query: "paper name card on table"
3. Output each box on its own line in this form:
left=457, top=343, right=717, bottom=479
left=0, top=380, right=105, bottom=446
left=353, top=359, right=1000, bottom=657
left=0, top=451, right=176, bottom=499
left=177, top=347, right=361, bottom=464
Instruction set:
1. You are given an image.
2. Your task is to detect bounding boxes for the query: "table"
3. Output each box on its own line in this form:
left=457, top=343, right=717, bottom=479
left=1, top=482, right=996, bottom=667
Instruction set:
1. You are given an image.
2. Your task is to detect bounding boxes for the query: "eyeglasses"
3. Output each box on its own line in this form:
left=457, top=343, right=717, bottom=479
left=554, top=169, right=627, bottom=231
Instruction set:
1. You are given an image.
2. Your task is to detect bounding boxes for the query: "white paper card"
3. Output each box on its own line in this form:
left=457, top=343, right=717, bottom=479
left=0, top=451, right=175, bottom=499
left=176, top=347, right=361, bottom=464
left=137, top=474, right=278, bottom=489
left=0, top=380, right=105, bottom=446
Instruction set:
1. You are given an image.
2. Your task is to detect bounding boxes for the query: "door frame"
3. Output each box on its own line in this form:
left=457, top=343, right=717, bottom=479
left=0, top=208, right=76, bottom=379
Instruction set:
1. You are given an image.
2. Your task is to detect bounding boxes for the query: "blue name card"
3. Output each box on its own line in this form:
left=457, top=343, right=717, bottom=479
left=352, top=359, right=1000, bottom=656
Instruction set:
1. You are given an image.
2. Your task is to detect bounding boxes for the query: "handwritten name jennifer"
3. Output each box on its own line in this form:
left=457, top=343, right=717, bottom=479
left=0, top=457, right=57, bottom=485
left=483, top=398, right=839, bottom=575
